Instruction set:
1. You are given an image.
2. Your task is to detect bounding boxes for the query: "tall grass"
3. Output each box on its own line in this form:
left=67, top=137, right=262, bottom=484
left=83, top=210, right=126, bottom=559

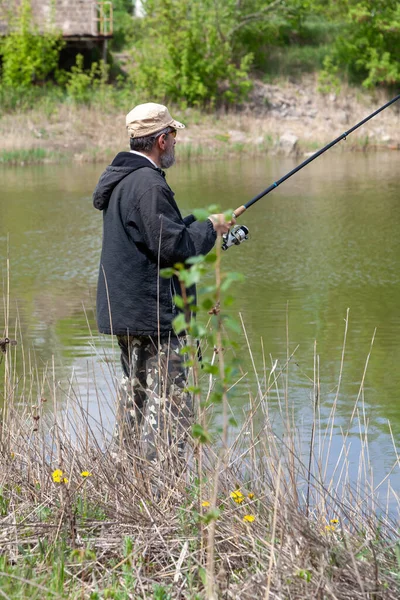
left=0, top=147, right=55, bottom=165
left=1, top=264, right=400, bottom=598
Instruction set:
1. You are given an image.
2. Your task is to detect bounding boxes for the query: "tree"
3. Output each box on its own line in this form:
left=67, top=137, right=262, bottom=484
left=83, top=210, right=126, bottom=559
left=127, top=0, right=295, bottom=106
left=322, top=0, right=400, bottom=87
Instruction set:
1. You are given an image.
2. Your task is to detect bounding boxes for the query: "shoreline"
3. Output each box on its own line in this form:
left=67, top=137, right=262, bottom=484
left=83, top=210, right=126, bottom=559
left=1, top=77, right=399, bottom=166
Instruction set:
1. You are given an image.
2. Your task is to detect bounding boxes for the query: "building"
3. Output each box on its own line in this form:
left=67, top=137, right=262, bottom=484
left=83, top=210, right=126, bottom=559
left=0, top=0, right=113, bottom=60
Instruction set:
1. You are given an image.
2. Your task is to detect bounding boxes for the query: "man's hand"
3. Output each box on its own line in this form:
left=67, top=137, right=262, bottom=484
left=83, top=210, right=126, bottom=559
left=208, top=213, right=236, bottom=235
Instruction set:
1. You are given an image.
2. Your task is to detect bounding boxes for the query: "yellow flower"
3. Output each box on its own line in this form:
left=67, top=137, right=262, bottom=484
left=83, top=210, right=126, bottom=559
left=243, top=515, right=255, bottom=523
left=247, top=493, right=255, bottom=500
left=52, top=469, right=68, bottom=484
left=230, top=490, right=244, bottom=504
left=202, top=501, right=211, bottom=507
left=81, top=471, right=92, bottom=478
left=330, top=518, right=339, bottom=524
left=325, top=525, right=335, bottom=532
left=52, top=469, right=63, bottom=483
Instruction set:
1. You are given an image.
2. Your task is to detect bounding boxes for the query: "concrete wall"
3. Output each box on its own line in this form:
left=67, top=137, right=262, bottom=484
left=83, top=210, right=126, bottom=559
left=0, top=0, right=107, bottom=37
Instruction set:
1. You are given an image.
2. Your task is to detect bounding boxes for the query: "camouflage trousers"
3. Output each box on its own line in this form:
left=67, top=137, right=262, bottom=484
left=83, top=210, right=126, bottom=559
left=115, top=335, right=193, bottom=464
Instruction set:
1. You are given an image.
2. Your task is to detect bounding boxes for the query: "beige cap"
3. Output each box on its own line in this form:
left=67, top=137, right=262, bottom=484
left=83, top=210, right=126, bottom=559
left=126, top=103, right=185, bottom=138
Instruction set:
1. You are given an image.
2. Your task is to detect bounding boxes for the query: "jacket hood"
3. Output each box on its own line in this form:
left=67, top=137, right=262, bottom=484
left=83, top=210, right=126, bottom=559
left=93, top=152, right=162, bottom=210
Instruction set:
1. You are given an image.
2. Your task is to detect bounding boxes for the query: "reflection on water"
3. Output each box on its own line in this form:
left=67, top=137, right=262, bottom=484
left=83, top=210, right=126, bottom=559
left=1, top=152, right=400, bottom=492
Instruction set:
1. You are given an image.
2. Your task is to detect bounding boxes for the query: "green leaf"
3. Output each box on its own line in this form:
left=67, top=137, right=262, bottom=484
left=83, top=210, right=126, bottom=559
left=209, top=390, right=223, bottom=405
left=192, top=423, right=212, bottom=444
left=183, top=359, right=196, bottom=368
left=202, top=298, right=214, bottom=310
left=159, top=268, right=174, bottom=278
left=179, top=344, right=196, bottom=354
left=186, top=385, right=201, bottom=394
left=223, top=295, right=235, bottom=307
left=172, top=314, right=187, bottom=334
left=189, top=322, right=200, bottom=337
left=186, top=255, right=205, bottom=265
left=192, top=209, right=209, bottom=221
left=202, top=363, right=219, bottom=375
left=221, top=271, right=245, bottom=292
left=189, top=322, right=206, bottom=338
left=202, top=508, right=221, bottom=524
left=173, top=294, right=185, bottom=309
left=199, top=284, right=217, bottom=295
left=198, top=567, right=206, bottom=587
left=180, top=269, right=201, bottom=287
left=223, top=209, right=234, bottom=220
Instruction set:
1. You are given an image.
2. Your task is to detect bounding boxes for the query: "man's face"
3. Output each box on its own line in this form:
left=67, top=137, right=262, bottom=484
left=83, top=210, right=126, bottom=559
left=159, top=130, right=176, bottom=169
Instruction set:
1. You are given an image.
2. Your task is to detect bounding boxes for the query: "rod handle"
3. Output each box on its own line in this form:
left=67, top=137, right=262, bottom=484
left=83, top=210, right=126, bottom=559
left=233, top=205, right=247, bottom=218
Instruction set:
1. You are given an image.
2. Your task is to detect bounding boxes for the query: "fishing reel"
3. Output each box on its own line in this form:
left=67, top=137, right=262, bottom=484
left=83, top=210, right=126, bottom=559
left=221, top=224, right=249, bottom=251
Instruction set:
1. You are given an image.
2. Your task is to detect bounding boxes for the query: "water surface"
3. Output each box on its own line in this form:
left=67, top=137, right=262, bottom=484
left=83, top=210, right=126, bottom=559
left=1, top=151, right=399, bottom=498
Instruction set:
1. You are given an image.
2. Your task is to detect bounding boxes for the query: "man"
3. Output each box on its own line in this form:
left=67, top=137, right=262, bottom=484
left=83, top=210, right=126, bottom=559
left=93, top=102, right=233, bottom=464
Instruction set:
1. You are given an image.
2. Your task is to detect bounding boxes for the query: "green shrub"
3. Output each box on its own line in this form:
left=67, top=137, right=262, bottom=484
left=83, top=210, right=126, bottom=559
left=320, top=0, right=400, bottom=88
left=127, top=0, right=254, bottom=107
left=0, top=0, right=64, bottom=89
left=66, top=54, right=109, bottom=104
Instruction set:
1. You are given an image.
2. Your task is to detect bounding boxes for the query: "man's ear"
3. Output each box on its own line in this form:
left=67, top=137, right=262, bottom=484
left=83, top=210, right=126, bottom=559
left=157, top=134, right=167, bottom=151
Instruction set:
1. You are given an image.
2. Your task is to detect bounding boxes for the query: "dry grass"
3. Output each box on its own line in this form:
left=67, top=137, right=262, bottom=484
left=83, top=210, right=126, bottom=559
left=0, top=76, right=399, bottom=165
left=1, top=303, right=400, bottom=599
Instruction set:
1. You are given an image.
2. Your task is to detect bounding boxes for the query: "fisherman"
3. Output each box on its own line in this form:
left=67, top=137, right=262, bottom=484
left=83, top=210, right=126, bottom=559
left=92, top=102, right=233, bottom=465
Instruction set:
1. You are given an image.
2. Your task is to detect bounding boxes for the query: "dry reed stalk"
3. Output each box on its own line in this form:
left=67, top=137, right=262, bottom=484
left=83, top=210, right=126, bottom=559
left=0, top=308, right=399, bottom=598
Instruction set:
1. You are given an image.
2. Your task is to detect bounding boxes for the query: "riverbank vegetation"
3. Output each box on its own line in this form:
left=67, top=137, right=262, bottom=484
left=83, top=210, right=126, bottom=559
left=0, top=1, right=399, bottom=164
left=1, top=234, right=400, bottom=598
left=1, top=0, right=400, bottom=107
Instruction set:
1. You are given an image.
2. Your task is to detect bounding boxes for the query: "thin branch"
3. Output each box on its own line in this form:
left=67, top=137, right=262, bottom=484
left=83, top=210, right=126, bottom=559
left=228, top=0, right=285, bottom=37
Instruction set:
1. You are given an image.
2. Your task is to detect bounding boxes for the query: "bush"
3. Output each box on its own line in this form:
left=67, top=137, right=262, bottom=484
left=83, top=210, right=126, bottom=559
left=320, top=0, right=400, bottom=88
left=0, top=0, right=64, bottom=89
left=127, top=0, right=254, bottom=107
left=66, top=55, right=109, bottom=104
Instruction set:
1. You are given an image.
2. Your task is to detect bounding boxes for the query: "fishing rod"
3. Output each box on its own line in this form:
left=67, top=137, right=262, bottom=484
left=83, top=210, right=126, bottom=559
left=222, top=93, right=400, bottom=250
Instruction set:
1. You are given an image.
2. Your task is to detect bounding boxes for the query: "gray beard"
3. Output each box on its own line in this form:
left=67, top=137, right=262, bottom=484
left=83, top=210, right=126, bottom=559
left=160, top=147, right=175, bottom=169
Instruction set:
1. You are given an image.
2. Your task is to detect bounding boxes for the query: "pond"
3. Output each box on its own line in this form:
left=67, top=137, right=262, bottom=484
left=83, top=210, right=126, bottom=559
left=1, top=151, right=399, bottom=505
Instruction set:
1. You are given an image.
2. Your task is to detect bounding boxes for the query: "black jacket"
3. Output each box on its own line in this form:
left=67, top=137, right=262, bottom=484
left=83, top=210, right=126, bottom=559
left=93, top=152, right=216, bottom=335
